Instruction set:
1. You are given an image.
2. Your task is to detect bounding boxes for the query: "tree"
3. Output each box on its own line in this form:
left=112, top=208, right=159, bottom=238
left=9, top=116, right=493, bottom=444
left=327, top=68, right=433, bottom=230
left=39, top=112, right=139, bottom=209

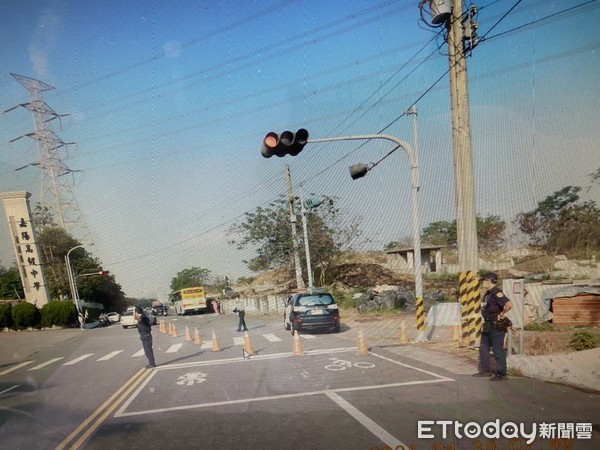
left=516, top=186, right=581, bottom=247
left=36, top=227, right=125, bottom=311
left=421, top=215, right=505, bottom=253
left=421, top=220, right=457, bottom=248
left=516, top=185, right=600, bottom=257
left=170, top=267, right=212, bottom=292
left=0, top=265, right=24, bottom=299
left=228, top=195, right=362, bottom=285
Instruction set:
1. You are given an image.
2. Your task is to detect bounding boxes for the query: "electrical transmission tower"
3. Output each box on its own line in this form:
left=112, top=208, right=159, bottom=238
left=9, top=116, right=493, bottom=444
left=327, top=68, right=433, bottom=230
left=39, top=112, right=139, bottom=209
left=5, top=73, right=92, bottom=243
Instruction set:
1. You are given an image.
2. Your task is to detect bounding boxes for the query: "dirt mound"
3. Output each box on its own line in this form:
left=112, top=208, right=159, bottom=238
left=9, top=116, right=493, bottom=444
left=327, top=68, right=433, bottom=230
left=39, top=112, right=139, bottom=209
left=332, top=263, right=411, bottom=288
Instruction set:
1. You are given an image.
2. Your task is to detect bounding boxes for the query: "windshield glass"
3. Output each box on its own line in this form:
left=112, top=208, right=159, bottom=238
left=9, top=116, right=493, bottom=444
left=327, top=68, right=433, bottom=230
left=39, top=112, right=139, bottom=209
left=297, top=295, right=335, bottom=307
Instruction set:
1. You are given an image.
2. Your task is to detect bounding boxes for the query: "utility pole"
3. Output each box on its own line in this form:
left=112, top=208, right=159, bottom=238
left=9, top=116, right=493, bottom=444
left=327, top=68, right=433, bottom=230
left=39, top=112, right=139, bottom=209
left=285, top=165, right=306, bottom=289
left=447, top=0, right=479, bottom=273
left=419, top=0, right=481, bottom=345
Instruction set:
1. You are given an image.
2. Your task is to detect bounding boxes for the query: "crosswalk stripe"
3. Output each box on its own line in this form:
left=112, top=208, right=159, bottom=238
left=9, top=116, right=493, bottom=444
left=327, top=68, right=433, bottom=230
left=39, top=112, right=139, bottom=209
left=132, top=349, right=145, bottom=357
left=201, top=341, right=212, bottom=350
left=28, top=357, right=64, bottom=371
left=63, top=354, right=93, bottom=366
left=300, top=334, right=316, bottom=339
left=233, top=337, right=244, bottom=345
left=97, top=350, right=123, bottom=361
left=263, top=334, right=282, bottom=342
left=166, top=343, right=183, bottom=353
left=0, top=361, right=34, bottom=376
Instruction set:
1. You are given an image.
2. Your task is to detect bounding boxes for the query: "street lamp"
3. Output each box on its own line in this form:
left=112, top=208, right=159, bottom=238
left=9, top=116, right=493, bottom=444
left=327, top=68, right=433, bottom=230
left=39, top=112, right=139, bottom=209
left=65, top=244, right=85, bottom=314
left=308, top=133, right=425, bottom=338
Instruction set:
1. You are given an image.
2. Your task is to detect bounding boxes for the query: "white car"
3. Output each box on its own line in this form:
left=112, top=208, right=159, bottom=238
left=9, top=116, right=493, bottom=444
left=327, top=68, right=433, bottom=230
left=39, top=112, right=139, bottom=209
left=106, top=312, right=120, bottom=323
left=121, top=307, right=137, bottom=328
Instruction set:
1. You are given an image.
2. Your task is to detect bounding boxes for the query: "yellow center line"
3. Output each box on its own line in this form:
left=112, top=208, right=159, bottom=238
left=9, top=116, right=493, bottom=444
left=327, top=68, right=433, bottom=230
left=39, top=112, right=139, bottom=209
left=55, top=367, right=151, bottom=450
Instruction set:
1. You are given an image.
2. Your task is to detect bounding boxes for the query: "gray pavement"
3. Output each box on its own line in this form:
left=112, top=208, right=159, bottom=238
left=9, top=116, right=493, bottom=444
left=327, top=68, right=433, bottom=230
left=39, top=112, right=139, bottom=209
left=2, top=310, right=598, bottom=392
left=339, top=309, right=600, bottom=392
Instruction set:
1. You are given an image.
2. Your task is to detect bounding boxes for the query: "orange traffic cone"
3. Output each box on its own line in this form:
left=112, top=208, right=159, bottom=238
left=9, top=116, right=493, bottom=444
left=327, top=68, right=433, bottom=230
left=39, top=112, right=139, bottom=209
left=292, top=330, right=304, bottom=356
left=211, top=330, right=222, bottom=352
left=159, top=321, right=165, bottom=333
left=243, top=331, right=256, bottom=355
left=168, top=322, right=174, bottom=335
left=184, top=326, right=193, bottom=342
left=397, top=320, right=410, bottom=344
left=356, top=328, right=369, bottom=356
left=194, top=328, right=203, bottom=345
left=171, top=323, right=179, bottom=338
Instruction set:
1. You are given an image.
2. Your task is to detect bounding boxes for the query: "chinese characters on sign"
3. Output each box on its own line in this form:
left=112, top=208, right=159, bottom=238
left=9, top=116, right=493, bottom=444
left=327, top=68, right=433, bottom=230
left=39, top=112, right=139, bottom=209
left=1, top=191, right=50, bottom=306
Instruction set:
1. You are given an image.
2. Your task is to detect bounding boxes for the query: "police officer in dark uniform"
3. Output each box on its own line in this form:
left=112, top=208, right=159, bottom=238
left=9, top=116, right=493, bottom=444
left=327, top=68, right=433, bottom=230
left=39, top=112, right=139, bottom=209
left=473, top=272, right=512, bottom=381
left=135, top=306, right=156, bottom=368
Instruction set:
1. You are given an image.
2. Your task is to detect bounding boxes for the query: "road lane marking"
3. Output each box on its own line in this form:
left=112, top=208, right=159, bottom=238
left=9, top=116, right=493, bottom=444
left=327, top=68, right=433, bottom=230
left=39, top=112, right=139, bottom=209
left=115, top=347, right=455, bottom=418
left=63, top=354, right=93, bottom=366
left=28, top=357, right=64, bottom=371
left=326, top=391, right=405, bottom=449
left=0, top=361, right=34, bottom=375
left=56, top=367, right=151, bottom=450
left=233, top=337, right=244, bottom=345
left=300, top=334, right=316, bottom=339
left=370, top=352, right=454, bottom=381
left=166, top=343, right=183, bottom=353
left=263, top=333, right=282, bottom=342
left=0, top=385, right=20, bottom=395
left=132, top=349, right=145, bottom=357
left=97, top=350, right=123, bottom=361
left=115, top=378, right=451, bottom=418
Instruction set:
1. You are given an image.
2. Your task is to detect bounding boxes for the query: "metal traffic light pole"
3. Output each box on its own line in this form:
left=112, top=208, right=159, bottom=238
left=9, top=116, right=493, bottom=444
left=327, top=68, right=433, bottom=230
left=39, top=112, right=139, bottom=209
left=307, top=133, right=426, bottom=337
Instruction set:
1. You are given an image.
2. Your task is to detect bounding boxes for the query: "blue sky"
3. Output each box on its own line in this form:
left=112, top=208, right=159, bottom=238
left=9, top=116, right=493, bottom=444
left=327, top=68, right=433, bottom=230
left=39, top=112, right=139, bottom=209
left=1, top=0, right=599, bottom=300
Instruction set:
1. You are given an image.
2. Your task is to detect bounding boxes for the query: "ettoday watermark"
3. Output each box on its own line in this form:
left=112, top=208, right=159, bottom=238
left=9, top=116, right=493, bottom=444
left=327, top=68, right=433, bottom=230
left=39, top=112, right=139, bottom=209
left=417, top=420, right=593, bottom=444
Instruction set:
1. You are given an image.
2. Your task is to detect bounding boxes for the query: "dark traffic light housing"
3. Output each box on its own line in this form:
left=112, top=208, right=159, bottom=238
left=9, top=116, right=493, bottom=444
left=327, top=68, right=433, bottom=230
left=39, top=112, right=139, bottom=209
left=261, top=129, right=309, bottom=158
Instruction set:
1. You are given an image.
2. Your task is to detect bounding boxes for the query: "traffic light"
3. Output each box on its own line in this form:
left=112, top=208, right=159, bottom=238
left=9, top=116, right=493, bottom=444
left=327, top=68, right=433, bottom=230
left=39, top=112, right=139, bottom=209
left=261, top=129, right=309, bottom=158
left=349, top=163, right=369, bottom=180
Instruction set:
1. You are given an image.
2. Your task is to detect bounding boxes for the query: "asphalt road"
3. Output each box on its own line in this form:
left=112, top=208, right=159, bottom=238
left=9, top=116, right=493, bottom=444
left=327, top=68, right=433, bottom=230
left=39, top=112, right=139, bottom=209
left=1, top=313, right=598, bottom=449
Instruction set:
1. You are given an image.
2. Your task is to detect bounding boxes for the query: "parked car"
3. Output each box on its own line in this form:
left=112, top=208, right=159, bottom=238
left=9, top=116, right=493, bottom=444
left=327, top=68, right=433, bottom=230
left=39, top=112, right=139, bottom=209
left=284, top=288, right=341, bottom=334
left=106, top=312, right=120, bottom=323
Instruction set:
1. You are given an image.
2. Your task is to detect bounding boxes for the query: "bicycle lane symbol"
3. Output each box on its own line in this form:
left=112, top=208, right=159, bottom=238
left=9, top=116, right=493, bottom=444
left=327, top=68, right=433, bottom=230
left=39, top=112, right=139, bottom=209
left=176, top=372, right=208, bottom=386
left=324, top=358, right=375, bottom=371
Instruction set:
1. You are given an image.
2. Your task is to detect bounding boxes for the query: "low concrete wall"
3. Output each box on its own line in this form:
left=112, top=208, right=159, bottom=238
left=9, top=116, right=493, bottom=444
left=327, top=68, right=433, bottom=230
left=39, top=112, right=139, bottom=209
left=220, top=295, right=287, bottom=316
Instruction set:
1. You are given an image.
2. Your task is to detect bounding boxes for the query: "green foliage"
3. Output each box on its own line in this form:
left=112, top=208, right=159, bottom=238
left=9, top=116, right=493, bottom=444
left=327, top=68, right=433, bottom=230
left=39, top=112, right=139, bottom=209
left=516, top=186, right=600, bottom=258
left=11, top=302, right=41, bottom=330
left=569, top=332, right=600, bottom=351
left=0, top=303, right=13, bottom=328
left=329, top=287, right=364, bottom=308
left=170, top=267, right=213, bottom=292
left=524, top=321, right=554, bottom=332
left=228, top=195, right=362, bottom=285
left=41, top=301, right=77, bottom=328
left=420, top=215, right=505, bottom=252
left=0, top=265, right=24, bottom=299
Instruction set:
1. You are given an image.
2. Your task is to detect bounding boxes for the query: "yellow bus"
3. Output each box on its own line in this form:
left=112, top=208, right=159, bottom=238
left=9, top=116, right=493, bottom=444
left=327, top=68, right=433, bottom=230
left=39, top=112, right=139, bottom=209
left=169, top=286, right=208, bottom=315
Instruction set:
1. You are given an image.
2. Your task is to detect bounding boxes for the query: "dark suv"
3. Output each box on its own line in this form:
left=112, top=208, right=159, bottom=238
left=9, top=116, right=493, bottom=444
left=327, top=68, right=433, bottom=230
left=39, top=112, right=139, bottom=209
left=283, top=289, right=340, bottom=334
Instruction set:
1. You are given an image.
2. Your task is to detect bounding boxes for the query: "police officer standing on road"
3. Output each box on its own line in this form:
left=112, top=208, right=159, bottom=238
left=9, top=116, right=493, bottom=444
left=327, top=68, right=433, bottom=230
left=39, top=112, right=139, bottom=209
left=232, top=301, right=247, bottom=332
left=135, top=306, right=156, bottom=368
left=473, top=273, right=512, bottom=381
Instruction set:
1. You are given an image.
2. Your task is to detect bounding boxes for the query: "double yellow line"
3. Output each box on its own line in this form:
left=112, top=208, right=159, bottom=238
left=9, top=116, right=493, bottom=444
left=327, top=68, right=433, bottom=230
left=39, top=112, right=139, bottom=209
left=56, top=367, right=152, bottom=449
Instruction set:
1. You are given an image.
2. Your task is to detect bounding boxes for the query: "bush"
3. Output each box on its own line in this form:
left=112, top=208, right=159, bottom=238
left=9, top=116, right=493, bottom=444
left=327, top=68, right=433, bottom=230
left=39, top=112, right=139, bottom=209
left=524, top=321, right=554, bottom=332
left=11, top=302, right=41, bottom=330
left=41, top=301, right=78, bottom=328
left=0, top=303, right=13, bottom=329
left=569, top=332, right=600, bottom=351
